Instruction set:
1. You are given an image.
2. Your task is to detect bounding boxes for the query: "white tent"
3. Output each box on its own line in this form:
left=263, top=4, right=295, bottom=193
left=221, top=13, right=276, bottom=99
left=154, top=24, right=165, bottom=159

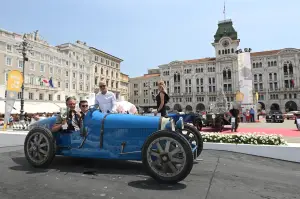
left=0, top=100, right=66, bottom=114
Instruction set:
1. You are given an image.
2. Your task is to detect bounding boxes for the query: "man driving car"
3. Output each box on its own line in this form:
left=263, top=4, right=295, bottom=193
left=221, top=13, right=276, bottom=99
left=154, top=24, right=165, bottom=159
left=51, top=97, right=82, bottom=132
left=94, top=81, right=117, bottom=113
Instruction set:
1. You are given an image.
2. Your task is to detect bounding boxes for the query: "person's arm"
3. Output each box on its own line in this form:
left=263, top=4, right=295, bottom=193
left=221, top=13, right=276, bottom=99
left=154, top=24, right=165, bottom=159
left=111, top=93, right=117, bottom=112
left=157, top=92, right=165, bottom=112
left=94, top=95, right=99, bottom=106
left=51, top=115, right=65, bottom=133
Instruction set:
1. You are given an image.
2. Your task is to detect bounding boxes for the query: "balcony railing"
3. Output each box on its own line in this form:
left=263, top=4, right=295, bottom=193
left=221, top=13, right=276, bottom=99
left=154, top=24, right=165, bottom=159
left=24, top=83, right=60, bottom=91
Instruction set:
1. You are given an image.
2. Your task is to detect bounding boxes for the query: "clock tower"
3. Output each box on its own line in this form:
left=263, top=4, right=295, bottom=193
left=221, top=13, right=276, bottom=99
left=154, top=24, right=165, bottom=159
left=211, top=19, right=240, bottom=58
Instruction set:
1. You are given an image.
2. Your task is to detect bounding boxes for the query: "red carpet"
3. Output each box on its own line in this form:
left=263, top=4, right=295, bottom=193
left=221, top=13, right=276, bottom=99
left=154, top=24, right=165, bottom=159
left=201, top=126, right=300, bottom=137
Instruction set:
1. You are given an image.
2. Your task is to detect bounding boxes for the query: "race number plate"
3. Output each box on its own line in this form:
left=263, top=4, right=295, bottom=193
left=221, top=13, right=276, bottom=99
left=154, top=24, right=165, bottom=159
left=231, top=117, right=236, bottom=123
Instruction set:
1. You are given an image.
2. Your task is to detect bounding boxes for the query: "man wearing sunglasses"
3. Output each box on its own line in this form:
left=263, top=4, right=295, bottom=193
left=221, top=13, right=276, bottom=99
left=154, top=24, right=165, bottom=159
left=79, top=100, right=89, bottom=119
left=95, top=81, right=117, bottom=113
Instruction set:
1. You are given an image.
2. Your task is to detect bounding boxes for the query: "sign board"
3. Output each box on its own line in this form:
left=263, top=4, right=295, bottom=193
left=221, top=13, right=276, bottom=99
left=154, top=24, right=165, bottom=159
left=2, top=70, right=23, bottom=131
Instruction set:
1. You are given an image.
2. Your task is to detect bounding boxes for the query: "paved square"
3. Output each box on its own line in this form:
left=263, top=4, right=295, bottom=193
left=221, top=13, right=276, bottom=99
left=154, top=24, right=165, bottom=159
left=0, top=146, right=299, bottom=199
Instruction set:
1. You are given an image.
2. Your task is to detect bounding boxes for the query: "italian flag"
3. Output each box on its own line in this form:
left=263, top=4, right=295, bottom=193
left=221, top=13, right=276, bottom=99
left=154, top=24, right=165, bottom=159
left=38, top=77, right=49, bottom=84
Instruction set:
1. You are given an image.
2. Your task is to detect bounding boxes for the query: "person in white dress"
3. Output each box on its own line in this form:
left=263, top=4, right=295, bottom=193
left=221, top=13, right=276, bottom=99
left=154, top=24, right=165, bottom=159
left=95, top=81, right=117, bottom=113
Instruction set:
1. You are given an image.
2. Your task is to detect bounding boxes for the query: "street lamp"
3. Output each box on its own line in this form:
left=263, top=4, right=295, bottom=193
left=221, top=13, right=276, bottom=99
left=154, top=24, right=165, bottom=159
left=15, top=34, right=33, bottom=122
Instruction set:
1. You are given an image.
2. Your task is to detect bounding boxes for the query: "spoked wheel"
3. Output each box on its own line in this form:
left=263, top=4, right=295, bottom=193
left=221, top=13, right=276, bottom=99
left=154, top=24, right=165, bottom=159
left=142, top=130, right=193, bottom=184
left=194, top=118, right=203, bottom=131
left=24, top=126, right=56, bottom=168
left=179, top=123, right=203, bottom=157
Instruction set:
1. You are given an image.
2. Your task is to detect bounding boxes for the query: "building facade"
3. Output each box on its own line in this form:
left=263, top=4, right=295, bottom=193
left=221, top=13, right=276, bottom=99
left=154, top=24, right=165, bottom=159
left=120, top=72, right=129, bottom=100
left=90, top=47, right=124, bottom=99
left=129, top=19, right=300, bottom=113
left=0, top=28, right=128, bottom=114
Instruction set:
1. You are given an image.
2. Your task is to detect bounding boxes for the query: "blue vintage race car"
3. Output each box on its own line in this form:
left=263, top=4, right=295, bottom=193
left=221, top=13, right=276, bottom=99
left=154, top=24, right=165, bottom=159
left=168, top=111, right=203, bottom=131
left=24, top=106, right=202, bottom=184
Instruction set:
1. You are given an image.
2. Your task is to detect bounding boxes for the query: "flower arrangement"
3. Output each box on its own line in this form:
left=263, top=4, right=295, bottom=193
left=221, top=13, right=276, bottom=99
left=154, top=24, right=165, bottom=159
left=201, top=132, right=287, bottom=146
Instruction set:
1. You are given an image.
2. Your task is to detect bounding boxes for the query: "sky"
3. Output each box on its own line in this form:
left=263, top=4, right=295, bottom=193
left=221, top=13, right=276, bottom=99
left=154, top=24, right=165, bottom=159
left=1, top=0, right=299, bottom=78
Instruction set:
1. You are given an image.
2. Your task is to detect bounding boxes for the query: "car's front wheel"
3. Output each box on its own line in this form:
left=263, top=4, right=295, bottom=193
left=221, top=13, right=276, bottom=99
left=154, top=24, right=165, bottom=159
left=142, top=130, right=193, bottom=184
left=24, top=126, right=56, bottom=168
left=178, top=123, right=203, bottom=158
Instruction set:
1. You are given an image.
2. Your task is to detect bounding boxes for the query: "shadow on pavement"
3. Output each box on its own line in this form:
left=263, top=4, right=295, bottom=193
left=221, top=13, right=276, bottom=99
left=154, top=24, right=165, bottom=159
left=128, top=178, right=186, bottom=190
left=10, top=155, right=145, bottom=176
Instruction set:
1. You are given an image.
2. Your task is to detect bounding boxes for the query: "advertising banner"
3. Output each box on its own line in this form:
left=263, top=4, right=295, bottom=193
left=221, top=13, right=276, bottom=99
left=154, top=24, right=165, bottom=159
left=2, top=70, right=23, bottom=131
left=237, top=52, right=254, bottom=104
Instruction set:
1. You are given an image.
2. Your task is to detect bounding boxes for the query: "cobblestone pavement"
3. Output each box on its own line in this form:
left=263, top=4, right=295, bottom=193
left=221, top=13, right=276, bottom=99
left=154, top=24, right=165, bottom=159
left=0, top=147, right=299, bottom=199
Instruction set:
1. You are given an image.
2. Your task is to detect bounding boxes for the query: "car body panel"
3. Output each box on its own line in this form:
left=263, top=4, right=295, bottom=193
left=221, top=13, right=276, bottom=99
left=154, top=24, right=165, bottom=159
left=167, top=112, right=201, bottom=124
left=266, top=111, right=284, bottom=122
left=28, top=110, right=172, bottom=161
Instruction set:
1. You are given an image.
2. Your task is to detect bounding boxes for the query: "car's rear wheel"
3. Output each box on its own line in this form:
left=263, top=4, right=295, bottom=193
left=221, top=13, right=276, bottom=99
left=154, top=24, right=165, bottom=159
left=24, top=126, right=56, bottom=168
left=142, top=130, right=193, bottom=184
left=193, top=118, right=203, bottom=131
left=178, top=123, right=203, bottom=158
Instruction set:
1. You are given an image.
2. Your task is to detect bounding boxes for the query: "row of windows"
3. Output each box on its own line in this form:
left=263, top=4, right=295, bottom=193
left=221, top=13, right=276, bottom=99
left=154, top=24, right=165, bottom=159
left=94, top=67, right=119, bottom=78
left=5, top=57, right=89, bottom=79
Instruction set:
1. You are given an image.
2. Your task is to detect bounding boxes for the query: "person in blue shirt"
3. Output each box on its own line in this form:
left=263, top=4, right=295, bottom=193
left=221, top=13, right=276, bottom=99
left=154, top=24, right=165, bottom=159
left=250, top=108, right=255, bottom=122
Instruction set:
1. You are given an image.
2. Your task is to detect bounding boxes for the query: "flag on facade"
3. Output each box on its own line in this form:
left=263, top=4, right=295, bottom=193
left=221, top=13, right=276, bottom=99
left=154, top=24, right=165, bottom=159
left=49, top=77, right=54, bottom=88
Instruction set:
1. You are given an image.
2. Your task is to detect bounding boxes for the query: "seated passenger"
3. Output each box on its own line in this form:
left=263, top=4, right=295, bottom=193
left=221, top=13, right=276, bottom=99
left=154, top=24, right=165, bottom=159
left=79, top=100, right=89, bottom=120
left=95, top=81, right=117, bottom=113
left=52, top=97, right=82, bottom=133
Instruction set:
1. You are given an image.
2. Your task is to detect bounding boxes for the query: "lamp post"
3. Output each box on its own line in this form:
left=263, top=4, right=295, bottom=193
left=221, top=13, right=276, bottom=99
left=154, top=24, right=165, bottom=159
left=15, top=34, right=33, bottom=122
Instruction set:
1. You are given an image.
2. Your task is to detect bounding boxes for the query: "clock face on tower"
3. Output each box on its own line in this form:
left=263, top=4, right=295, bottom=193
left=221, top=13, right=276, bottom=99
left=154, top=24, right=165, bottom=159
left=222, top=40, right=229, bottom=47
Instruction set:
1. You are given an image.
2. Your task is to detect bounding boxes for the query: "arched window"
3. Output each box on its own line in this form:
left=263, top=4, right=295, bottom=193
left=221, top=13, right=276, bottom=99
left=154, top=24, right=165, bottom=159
left=223, top=70, right=227, bottom=78
left=228, top=70, right=231, bottom=79
left=289, top=63, right=293, bottom=74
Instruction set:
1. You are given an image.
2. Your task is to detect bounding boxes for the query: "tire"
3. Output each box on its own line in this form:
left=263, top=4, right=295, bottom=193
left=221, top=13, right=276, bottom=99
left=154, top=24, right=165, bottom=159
left=193, top=118, right=203, bottom=131
left=179, top=123, right=203, bottom=157
left=142, top=130, right=194, bottom=184
left=218, top=120, right=224, bottom=132
left=24, top=126, right=56, bottom=168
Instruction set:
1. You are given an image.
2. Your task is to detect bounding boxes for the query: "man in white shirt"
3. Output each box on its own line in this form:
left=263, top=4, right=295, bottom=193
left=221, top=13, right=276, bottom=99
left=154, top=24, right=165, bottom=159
left=95, top=81, right=117, bottom=113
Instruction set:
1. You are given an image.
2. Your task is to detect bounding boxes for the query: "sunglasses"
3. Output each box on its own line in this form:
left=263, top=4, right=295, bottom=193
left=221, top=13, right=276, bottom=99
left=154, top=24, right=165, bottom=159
left=81, top=105, right=88, bottom=108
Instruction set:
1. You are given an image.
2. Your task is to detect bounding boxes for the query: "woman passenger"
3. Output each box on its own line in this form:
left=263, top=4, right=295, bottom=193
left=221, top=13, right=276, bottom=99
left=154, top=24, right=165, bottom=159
left=154, top=81, right=169, bottom=117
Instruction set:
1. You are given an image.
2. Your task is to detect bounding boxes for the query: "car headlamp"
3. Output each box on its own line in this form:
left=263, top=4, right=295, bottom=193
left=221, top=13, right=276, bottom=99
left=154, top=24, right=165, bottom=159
left=175, top=117, right=184, bottom=130
left=161, top=117, right=175, bottom=131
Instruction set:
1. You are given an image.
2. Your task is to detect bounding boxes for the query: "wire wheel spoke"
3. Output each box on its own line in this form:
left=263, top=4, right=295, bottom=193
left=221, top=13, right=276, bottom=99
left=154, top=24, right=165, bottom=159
left=27, top=132, right=50, bottom=164
left=147, top=137, right=187, bottom=177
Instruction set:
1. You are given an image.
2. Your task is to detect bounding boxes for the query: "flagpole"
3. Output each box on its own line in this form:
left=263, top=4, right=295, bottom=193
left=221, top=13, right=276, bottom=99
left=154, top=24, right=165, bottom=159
left=223, top=0, right=226, bottom=20
left=15, top=34, right=33, bottom=123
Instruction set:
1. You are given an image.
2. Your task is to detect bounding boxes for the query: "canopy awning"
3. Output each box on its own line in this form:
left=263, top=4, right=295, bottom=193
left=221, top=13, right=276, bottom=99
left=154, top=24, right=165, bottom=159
left=0, top=100, right=66, bottom=114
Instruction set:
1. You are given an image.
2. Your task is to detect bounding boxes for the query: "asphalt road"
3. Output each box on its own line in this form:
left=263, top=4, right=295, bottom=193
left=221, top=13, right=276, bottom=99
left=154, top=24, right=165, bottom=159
left=0, top=145, right=300, bottom=199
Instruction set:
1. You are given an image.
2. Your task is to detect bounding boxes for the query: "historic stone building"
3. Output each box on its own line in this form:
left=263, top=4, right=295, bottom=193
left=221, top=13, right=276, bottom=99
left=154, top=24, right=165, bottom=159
left=129, top=19, right=300, bottom=113
left=0, top=28, right=128, bottom=114
left=90, top=47, right=123, bottom=99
